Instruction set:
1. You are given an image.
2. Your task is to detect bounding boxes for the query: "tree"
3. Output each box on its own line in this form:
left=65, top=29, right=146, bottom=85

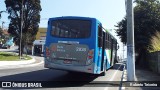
left=148, top=31, right=160, bottom=52
left=0, top=27, right=10, bottom=45
left=115, top=0, right=160, bottom=65
left=0, top=11, right=5, bottom=19
left=0, top=27, right=2, bottom=44
left=5, top=0, right=42, bottom=56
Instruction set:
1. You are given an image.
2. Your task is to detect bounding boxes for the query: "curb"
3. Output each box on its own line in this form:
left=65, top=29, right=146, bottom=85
left=119, top=63, right=127, bottom=90
left=0, top=57, right=35, bottom=66
left=0, top=56, right=44, bottom=70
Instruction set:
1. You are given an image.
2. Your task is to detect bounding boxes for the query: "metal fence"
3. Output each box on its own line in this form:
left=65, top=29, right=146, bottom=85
left=148, top=51, right=160, bottom=74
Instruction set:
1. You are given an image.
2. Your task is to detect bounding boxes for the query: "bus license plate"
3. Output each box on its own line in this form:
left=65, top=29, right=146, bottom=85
left=63, top=60, right=72, bottom=64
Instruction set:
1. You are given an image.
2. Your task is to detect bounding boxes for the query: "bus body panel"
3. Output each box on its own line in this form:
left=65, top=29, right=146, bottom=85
left=44, top=16, right=118, bottom=75
left=45, top=16, right=98, bottom=74
left=45, top=17, right=96, bottom=50
left=105, top=49, right=111, bottom=69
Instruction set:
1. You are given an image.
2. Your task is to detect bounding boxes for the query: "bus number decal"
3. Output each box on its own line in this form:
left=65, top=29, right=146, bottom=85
left=76, top=47, right=86, bottom=52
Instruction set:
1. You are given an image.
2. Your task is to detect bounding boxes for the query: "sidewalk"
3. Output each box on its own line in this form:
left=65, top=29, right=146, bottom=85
left=135, top=66, right=160, bottom=81
left=0, top=55, right=44, bottom=69
left=122, top=65, right=160, bottom=90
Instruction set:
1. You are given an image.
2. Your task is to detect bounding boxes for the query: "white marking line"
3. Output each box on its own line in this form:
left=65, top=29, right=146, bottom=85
left=109, top=65, right=122, bottom=81
left=121, top=66, right=127, bottom=90
left=121, top=87, right=125, bottom=90
left=104, top=65, right=122, bottom=90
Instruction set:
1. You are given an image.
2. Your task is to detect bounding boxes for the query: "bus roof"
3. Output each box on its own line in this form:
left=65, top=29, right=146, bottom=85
left=49, top=16, right=96, bottom=21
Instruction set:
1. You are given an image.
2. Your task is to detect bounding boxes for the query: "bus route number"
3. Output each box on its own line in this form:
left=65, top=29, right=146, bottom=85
left=76, top=47, right=86, bottom=52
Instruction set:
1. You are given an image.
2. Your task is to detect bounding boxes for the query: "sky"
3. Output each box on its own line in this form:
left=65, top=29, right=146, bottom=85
left=40, top=0, right=126, bottom=29
left=0, top=0, right=126, bottom=29
left=0, top=0, right=127, bottom=58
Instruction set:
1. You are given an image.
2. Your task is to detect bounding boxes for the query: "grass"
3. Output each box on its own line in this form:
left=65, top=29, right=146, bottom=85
left=148, top=31, right=160, bottom=52
left=0, top=52, right=32, bottom=61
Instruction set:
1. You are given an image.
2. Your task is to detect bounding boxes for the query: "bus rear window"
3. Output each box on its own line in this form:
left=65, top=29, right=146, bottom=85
left=51, top=19, right=91, bottom=38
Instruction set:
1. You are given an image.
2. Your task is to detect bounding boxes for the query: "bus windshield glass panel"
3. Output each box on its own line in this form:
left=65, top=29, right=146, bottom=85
left=51, top=19, right=91, bottom=38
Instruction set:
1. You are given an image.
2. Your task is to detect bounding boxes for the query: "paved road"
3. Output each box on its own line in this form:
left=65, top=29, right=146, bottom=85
left=0, top=56, right=124, bottom=90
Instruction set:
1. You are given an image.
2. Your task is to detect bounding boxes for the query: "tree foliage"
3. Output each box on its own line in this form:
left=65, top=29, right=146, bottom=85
left=148, top=31, right=160, bottom=52
left=5, top=0, right=42, bottom=55
left=0, top=11, right=6, bottom=19
left=0, top=27, right=10, bottom=44
left=115, top=0, right=160, bottom=64
left=0, top=27, right=2, bottom=43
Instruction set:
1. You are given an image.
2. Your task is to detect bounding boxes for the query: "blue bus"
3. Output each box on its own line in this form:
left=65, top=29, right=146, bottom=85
left=44, top=16, right=118, bottom=75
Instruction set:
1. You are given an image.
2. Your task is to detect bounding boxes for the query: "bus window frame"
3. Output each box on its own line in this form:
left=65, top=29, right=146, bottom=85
left=98, top=25, right=103, bottom=47
left=50, top=19, right=92, bottom=39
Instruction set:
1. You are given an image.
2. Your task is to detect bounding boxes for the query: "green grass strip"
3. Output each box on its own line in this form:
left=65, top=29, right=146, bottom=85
left=0, top=52, right=32, bottom=61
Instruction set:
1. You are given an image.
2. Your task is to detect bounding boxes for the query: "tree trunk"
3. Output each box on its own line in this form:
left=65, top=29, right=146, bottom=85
left=18, top=42, right=24, bottom=57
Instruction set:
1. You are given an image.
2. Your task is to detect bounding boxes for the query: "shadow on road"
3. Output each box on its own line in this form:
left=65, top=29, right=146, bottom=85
left=0, top=63, right=124, bottom=88
left=0, top=63, right=124, bottom=81
left=110, top=63, right=125, bottom=71
left=0, top=69, right=96, bottom=81
left=0, top=68, right=99, bottom=87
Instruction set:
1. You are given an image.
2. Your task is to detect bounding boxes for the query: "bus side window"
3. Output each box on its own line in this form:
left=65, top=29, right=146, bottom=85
left=105, top=33, right=108, bottom=49
left=108, top=35, right=111, bottom=49
left=98, top=25, right=103, bottom=47
left=51, top=26, right=55, bottom=35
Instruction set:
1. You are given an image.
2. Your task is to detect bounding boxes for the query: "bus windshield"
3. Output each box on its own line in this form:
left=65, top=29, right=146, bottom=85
left=51, top=19, right=91, bottom=38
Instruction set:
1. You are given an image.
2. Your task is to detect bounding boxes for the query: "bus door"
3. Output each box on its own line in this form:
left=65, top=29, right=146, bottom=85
left=110, top=38, right=114, bottom=66
left=101, top=31, right=106, bottom=71
left=98, top=25, right=106, bottom=71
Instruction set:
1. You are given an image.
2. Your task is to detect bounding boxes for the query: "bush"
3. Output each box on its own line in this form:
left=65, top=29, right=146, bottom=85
left=148, top=31, right=160, bottom=52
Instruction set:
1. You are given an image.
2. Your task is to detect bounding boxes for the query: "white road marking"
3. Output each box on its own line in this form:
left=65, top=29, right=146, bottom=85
left=104, top=65, right=122, bottom=90
left=109, top=65, right=122, bottom=81
left=121, top=69, right=127, bottom=90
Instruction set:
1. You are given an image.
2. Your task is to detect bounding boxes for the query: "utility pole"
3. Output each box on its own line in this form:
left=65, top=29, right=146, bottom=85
left=127, top=0, right=135, bottom=81
left=20, top=0, right=23, bottom=59
left=123, top=44, right=125, bottom=60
